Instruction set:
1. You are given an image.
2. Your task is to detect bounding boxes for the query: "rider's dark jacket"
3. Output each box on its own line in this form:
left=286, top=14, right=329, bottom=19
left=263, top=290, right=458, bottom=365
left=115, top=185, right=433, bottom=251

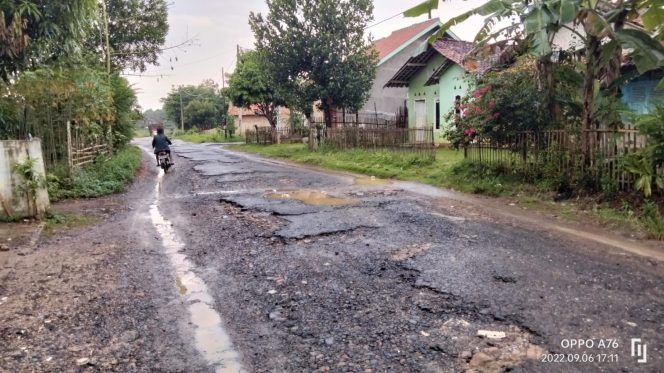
left=152, top=134, right=172, bottom=153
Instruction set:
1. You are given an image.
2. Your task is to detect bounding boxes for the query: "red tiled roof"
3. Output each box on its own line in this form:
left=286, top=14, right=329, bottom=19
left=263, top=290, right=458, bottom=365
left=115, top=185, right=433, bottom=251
left=373, top=18, right=440, bottom=60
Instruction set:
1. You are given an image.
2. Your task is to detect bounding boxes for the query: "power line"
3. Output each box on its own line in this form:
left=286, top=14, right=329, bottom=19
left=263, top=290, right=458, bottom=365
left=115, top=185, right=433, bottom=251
left=365, top=11, right=405, bottom=30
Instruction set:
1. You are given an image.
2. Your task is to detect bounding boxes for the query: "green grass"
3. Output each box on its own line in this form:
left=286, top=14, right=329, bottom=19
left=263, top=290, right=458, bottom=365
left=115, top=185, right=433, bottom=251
left=172, top=129, right=244, bottom=144
left=229, top=143, right=464, bottom=184
left=47, top=146, right=142, bottom=201
left=133, top=128, right=150, bottom=138
left=44, top=212, right=97, bottom=233
left=230, top=143, right=664, bottom=240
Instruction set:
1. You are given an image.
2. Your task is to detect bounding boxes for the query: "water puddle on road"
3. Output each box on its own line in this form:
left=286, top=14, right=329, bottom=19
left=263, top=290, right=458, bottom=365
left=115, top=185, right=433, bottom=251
left=354, top=176, right=391, bottom=186
left=265, top=190, right=359, bottom=206
left=150, top=170, right=245, bottom=373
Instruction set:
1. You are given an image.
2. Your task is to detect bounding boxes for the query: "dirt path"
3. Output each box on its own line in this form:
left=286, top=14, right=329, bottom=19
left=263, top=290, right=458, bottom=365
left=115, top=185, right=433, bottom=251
left=0, top=157, right=211, bottom=372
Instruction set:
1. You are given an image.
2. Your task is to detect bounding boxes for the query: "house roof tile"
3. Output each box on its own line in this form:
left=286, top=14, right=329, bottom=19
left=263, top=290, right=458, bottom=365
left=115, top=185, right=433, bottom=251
left=373, top=18, right=440, bottom=61
left=385, top=38, right=503, bottom=88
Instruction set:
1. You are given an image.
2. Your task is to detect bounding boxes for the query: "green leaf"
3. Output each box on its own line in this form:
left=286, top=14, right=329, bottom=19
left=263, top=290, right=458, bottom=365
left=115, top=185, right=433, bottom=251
left=641, top=2, right=664, bottom=32
left=657, top=77, right=664, bottom=90
left=404, top=0, right=440, bottom=18
left=656, top=175, right=664, bottom=190
left=556, top=0, right=578, bottom=24
left=525, top=7, right=551, bottom=35
left=532, top=29, right=552, bottom=56
left=616, top=29, right=664, bottom=74
left=435, top=0, right=508, bottom=41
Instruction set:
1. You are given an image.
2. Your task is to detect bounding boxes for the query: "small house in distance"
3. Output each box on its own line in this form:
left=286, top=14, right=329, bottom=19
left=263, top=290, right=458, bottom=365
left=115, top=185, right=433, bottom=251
left=147, top=121, right=164, bottom=136
left=385, top=38, right=500, bottom=136
left=228, top=103, right=291, bottom=135
left=359, top=19, right=461, bottom=120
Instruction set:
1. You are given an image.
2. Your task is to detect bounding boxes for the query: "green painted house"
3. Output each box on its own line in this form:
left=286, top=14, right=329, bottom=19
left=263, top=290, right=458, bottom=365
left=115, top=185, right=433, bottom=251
left=386, top=38, right=498, bottom=137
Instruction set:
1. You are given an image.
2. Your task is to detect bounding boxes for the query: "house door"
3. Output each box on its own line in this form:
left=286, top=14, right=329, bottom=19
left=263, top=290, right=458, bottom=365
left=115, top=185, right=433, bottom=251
left=414, top=100, right=426, bottom=142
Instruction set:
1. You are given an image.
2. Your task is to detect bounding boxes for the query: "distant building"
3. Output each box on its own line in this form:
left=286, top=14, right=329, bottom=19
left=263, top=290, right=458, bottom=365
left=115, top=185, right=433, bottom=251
left=228, top=103, right=291, bottom=135
left=359, top=19, right=461, bottom=120
left=147, top=121, right=164, bottom=136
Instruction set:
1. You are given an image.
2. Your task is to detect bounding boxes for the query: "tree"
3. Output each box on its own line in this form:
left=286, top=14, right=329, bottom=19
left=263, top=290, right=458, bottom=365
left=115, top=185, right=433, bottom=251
left=162, top=81, right=228, bottom=130
left=0, top=0, right=98, bottom=80
left=88, top=0, right=169, bottom=72
left=225, top=50, right=285, bottom=128
left=184, top=99, right=217, bottom=129
left=110, top=74, right=140, bottom=147
left=249, top=0, right=378, bottom=127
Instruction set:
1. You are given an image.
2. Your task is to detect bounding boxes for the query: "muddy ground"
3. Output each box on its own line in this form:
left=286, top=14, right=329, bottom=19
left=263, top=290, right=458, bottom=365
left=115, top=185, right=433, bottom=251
left=1, top=139, right=662, bottom=372
left=0, top=160, right=211, bottom=372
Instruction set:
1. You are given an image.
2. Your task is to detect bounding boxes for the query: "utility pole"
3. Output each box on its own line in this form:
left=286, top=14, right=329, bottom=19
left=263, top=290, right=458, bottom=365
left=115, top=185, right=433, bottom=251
left=221, top=67, right=225, bottom=89
left=179, top=89, right=184, bottom=132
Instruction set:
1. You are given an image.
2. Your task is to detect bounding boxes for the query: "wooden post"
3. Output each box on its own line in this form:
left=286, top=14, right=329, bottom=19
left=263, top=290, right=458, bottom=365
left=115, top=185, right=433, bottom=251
left=66, top=121, right=73, bottom=175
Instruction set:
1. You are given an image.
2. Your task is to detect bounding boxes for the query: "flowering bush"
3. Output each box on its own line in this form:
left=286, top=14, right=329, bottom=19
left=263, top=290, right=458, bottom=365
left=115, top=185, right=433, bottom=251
left=444, top=60, right=550, bottom=148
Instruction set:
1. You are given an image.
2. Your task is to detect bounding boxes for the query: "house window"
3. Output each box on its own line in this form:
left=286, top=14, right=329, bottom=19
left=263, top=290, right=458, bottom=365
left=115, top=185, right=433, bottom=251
left=435, top=101, right=440, bottom=129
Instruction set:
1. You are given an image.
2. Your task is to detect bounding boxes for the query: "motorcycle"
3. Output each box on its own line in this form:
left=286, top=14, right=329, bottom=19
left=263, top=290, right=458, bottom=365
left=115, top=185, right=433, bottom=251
left=157, top=151, right=172, bottom=172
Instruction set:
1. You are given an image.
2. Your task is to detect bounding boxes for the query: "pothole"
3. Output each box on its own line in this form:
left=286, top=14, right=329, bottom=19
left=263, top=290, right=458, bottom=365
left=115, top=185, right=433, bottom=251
left=392, top=243, right=434, bottom=261
left=175, top=275, right=187, bottom=295
left=265, top=190, right=359, bottom=206
left=354, top=176, right=391, bottom=186
left=434, top=318, right=546, bottom=372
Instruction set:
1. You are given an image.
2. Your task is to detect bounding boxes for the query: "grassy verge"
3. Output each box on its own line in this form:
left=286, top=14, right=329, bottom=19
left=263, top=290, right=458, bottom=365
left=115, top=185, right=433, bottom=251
left=44, top=212, right=98, bottom=233
left=230, top=143, right=664, bottom=240
left=47, top=146, right=142, bottom=201
left=172, top=129, right=244, bottom=144
left=133, top=128, right=150, bottom=138
left=228, top=143, right=463, bottom=181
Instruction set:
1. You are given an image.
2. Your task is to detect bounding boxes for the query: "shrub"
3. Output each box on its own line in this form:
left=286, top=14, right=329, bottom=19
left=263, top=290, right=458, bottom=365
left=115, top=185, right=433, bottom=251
left=48, top=146, right=142, bottom=201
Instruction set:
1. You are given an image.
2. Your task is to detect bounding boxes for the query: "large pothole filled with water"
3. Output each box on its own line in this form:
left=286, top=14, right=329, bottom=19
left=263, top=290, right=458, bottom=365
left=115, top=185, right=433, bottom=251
left=265, top=190, right=359, bottom=206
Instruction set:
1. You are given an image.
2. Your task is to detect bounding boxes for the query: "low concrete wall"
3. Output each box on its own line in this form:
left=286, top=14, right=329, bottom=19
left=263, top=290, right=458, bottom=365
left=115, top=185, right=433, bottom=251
left=0, top=139, right=50, bottom=219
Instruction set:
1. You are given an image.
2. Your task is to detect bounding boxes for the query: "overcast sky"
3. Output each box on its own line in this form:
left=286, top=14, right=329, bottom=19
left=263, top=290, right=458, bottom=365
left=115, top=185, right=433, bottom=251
left=126, top=0, right=490, bottom=110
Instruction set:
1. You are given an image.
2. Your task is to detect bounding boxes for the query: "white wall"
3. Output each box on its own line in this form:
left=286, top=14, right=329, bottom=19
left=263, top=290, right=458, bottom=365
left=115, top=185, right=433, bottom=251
left=0, top=139, right=50, bottom=219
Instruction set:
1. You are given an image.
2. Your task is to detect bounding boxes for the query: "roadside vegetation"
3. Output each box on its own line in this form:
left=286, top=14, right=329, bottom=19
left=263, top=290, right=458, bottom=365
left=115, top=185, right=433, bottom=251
left=44, top=212, right=98, bottom=233
left=0, top=0, right=170, bottom=211
left=171, top=128, right=244, bottom=144
left=47, top=146, right=142, bottom=201
left=232, top=143, right=664, bottom=240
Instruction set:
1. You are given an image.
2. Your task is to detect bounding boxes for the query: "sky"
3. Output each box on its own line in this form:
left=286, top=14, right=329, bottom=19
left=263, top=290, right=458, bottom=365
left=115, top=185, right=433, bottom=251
left=126, top=0, right=490, bottom=111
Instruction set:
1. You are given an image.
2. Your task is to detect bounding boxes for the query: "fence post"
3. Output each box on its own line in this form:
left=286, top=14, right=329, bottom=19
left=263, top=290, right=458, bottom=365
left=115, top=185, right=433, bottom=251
left=66, top=121, right=73, bottom=175
left=522, top=135, right=527, bottom=163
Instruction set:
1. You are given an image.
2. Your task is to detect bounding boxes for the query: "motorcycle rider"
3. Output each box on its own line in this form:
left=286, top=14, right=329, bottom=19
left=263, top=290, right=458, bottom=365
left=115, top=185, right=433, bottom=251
left=152, top=127, right=173, bottom=166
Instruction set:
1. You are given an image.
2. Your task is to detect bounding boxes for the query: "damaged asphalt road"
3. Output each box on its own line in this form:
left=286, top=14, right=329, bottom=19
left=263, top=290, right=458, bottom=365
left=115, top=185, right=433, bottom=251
left=2, top=139, right=661, bottom=372
left=145, top=139, right=663, bottom=372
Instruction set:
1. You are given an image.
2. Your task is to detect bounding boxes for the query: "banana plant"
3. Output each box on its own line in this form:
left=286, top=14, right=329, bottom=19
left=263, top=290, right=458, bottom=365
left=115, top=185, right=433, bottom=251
left=623, top=151, right=664, bottom=198
left=406, top=0, right=664, bottom=162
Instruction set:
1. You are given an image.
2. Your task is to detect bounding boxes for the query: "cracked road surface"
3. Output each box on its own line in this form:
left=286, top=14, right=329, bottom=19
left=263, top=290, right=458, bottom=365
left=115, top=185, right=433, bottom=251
left=143, top=140, right=663, bottom=372
left=2, top=139, right=661, bottom=372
